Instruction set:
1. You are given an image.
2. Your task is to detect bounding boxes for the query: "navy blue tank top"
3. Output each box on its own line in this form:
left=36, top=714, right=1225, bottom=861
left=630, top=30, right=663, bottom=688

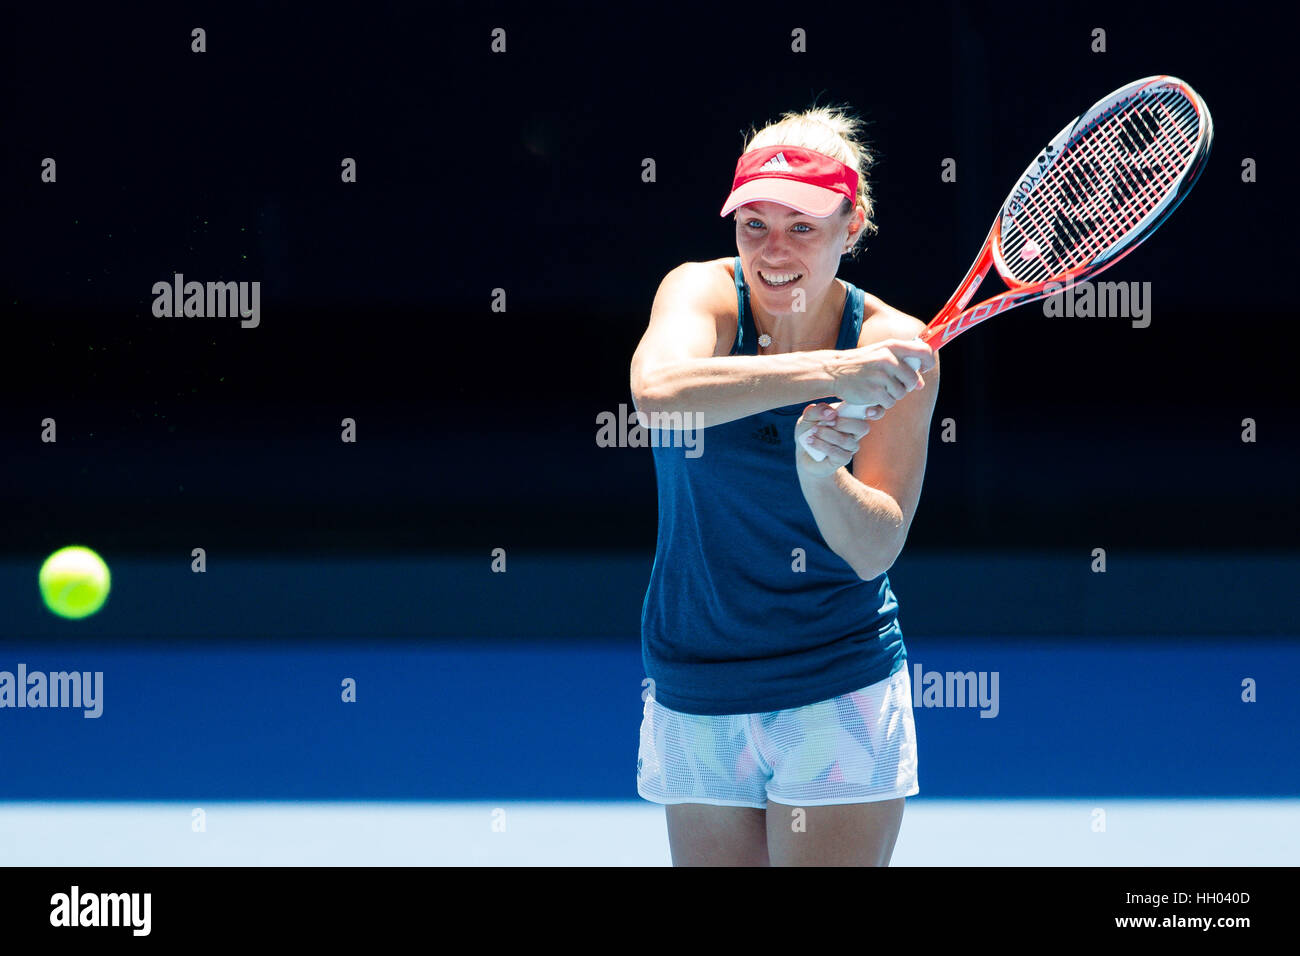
left=640, top=257, right=906, bottom=715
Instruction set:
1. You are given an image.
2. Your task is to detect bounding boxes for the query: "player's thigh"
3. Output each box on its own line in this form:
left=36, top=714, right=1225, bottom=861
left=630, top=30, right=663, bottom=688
left=665, top=803, right=770, bottom=867
left=765, top=798, right=905, bottom=866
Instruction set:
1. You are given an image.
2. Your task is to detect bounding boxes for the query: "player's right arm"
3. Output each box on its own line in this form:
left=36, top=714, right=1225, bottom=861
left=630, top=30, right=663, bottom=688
left=630, top=261, right=930, bottom=427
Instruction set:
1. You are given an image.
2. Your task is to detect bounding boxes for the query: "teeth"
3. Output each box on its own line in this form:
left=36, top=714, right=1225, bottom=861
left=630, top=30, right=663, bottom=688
left=761, top=271, right=801, bottom=285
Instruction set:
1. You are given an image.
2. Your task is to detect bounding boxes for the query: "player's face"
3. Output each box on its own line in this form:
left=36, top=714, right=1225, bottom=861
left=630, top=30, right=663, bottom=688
left=734, top=201, right=852, bottom=313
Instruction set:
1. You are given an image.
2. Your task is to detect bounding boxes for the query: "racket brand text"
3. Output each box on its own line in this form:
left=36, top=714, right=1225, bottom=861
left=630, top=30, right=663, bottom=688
left=1005, top=144, right=1059, bottom=216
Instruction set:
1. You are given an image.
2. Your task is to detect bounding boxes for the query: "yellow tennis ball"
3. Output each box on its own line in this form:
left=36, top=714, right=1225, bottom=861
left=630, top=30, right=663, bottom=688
left=39, top=546, right=111, bottom=619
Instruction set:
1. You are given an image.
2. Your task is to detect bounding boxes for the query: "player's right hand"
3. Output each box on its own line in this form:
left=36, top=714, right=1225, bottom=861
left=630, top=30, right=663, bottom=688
left=832, top=338, right=936, bottom=411
left=795, top=403, right=870, bottom=475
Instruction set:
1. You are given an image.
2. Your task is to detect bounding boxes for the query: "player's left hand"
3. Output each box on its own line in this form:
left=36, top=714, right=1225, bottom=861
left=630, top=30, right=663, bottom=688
left=795, top=402, right=869, bottom=476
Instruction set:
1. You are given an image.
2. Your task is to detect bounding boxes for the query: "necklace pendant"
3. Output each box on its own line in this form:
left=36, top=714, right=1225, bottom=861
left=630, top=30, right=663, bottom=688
left=758, top=333, right=772, bottom=348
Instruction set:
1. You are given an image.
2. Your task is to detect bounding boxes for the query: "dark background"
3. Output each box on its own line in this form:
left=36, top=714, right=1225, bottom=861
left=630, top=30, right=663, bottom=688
left=3, top=1, right=1295, bottom=559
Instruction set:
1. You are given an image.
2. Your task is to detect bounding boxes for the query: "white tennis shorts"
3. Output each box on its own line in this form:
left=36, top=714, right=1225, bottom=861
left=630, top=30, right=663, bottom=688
left=637, top=666, right=918, bottom=808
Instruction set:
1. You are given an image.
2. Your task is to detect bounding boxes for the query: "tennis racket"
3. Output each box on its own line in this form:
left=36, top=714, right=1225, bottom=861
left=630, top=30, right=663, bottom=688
left=803, top=74, right=1213, bottom=460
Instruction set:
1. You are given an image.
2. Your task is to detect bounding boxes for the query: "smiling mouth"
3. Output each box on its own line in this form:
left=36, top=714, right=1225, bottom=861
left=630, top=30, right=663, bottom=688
left=757, top=270, right=803, bottom=289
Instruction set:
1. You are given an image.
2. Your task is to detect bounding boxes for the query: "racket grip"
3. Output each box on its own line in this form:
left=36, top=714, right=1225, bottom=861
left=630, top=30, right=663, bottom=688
left=800, top=355, right=923, bottom=462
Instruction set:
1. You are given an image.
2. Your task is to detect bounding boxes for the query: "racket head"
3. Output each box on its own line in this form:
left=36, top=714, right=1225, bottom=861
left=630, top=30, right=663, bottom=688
left=991, top=76, right=1213, bottom=289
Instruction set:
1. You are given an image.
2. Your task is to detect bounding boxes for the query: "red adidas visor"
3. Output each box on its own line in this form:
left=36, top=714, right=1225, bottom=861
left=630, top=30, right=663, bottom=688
left=720, top=145, right=859, bottom=218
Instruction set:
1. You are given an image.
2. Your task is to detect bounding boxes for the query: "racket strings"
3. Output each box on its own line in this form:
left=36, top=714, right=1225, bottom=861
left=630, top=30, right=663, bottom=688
left=1053, top=103, right=1181, bottom=252
left=1003, top=88, right=1203, bottom=283
left=1013, top=94, right=1195, bottom=274
left=1007, top=91, right=1199, bottom=278
left=1018, top=93, right=1195, bottom=262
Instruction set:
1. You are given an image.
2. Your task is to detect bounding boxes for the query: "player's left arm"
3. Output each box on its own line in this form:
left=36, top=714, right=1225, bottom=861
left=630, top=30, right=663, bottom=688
left=797, top=303, right=939, bottom=579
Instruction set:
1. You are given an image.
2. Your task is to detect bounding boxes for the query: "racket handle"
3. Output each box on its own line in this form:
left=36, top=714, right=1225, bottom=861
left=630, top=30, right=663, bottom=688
left=800, top=356, right=923, bottom=462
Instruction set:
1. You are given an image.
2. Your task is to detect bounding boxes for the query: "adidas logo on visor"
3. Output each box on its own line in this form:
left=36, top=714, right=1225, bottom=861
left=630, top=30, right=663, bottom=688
left=758, top=152, right=793, bottom=172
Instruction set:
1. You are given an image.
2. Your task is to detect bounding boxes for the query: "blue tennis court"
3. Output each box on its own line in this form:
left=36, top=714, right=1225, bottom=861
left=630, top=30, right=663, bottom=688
left=3, top=564, right=1296, bottom=865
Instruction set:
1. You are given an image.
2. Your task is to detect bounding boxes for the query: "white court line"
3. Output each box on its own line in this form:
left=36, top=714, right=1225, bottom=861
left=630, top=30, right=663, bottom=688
left=0, top=800, right=1295, bottom=866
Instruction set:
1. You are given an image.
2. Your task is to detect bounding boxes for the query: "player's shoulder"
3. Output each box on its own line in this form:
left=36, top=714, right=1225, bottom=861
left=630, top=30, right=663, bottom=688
left=652, top=258, right=738, bottom=318
left=856, top=292, right=926, bottom=346
left=658, top=257, right=736, bottom=291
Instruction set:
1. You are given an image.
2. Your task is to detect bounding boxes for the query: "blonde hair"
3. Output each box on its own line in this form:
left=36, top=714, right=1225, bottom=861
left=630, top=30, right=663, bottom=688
left=741, top=104, right=878, bottom=256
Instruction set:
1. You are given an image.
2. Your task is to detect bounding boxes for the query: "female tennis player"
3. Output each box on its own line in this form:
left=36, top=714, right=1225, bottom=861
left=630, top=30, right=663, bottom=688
left=630, top=105, right=939, bottom=866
